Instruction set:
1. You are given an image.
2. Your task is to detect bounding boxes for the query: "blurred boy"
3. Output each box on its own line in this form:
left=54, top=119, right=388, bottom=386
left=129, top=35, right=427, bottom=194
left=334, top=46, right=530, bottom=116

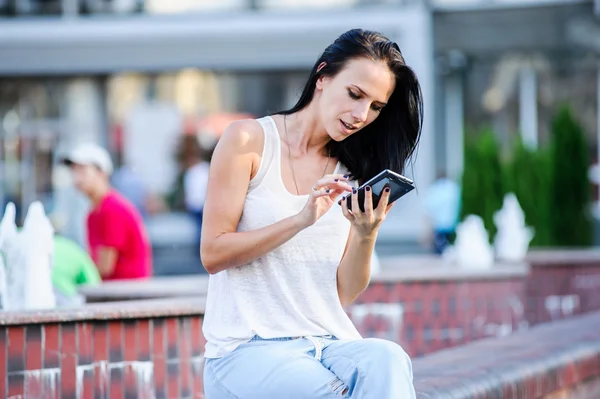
left=61, top=143, right=153, bottom=280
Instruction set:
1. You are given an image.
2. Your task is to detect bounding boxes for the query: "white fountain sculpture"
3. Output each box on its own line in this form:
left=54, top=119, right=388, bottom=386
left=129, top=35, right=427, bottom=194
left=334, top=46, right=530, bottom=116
left=494, top=193, right=534, bottom=262
left=453, top=215, right=495, bottom=269
left=22, top=202, right=56, bottom=310
left=1, top=201, right=56, bottom=311
left=0, top=203, right=18, bottom=309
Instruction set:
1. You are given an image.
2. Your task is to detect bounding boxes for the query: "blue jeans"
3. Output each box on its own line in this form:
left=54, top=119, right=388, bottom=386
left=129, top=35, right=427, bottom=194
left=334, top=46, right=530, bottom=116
left=203, top=335, right=415, bottom=398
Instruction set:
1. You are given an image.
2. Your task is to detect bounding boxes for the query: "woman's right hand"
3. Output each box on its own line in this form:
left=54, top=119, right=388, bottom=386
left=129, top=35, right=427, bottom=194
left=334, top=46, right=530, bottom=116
left=296, top=174, right=354, bottom=227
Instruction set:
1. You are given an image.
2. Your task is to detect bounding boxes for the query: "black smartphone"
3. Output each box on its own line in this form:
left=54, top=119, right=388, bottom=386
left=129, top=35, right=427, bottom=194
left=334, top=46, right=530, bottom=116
left=338, top=169, right=415, bottom=212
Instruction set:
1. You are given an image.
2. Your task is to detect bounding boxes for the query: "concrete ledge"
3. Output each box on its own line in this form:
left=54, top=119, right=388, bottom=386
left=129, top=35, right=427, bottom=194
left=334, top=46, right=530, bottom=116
left=77, top=249, right=600, bottom=302
left=78, top=275, right=208, bottom=302
left=373, top=258, right=529, bottom=282
left=526, top=249, right=600, bottom=266
left=413, top=311, right=600, bottom=398
left=0, top=296, right=206, bottom=325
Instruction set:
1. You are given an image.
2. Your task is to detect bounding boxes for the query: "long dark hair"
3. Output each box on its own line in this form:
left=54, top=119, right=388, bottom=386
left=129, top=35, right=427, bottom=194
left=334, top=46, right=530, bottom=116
left=277, top=28, right=423, bottom=183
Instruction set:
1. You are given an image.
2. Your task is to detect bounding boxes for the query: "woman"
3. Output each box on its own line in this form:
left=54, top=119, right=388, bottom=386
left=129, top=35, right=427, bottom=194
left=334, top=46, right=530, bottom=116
left=201, top=28, right=423, bottom=398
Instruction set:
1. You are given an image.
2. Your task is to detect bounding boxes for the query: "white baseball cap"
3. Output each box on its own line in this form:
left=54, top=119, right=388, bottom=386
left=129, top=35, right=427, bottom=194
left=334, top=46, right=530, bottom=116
left=61, top=143, right=114, bottom=175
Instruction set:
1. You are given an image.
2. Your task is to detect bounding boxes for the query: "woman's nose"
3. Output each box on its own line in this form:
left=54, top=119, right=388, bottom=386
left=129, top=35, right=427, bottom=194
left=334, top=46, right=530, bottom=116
left=351, top=103, right=369, bottom=123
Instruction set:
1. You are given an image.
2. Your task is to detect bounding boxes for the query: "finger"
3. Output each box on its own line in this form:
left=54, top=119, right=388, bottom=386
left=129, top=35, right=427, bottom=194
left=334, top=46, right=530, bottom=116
left=324, top=173, right=350, bottom=181
left=314, top=181, right=352, bottom=195
left=376, top=184, right=391, bottom=215
left=351, top=187, right=360, bottom=214
left=331, top=180, right=354, bottom=192
left=315, top=173, right=350, bottom=189
left=328, top=187, right=346, bottom=201
left=317, top=179, right=353, bottom=193
left=312, top=188, right=333, bottom=199
left=363, top=185, right=374, bottom=219
left=341, top=194, right=354, bottom=220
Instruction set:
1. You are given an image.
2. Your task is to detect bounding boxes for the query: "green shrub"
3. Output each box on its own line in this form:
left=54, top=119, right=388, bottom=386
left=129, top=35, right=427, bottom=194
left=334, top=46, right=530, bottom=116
left=503, top=138, right=552, bottom=246
left=460, top=106, right=592, bottom=248
left=460, top=129, right=505, bottom=239
left=548, top=106, right=593, bottom=247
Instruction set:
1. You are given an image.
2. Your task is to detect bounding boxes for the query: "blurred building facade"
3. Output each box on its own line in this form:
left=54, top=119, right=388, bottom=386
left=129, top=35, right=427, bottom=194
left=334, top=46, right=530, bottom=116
left=0, top=0, right=597, bottom=253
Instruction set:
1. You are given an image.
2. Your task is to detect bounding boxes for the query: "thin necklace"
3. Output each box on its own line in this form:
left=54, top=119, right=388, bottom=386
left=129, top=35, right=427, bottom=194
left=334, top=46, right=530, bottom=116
left=283, top=115, right=331, bottom=195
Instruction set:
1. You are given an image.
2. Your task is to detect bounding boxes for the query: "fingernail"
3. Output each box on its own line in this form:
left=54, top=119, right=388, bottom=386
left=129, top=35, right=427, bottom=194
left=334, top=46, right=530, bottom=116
left=343, top=174, right=349, bottom=178
left=366, top=186, right=371, bottom=192
left=385, top=187, right=390, bottom=192
left=334, top=179, right=339, bottom=182
left=326, top=189, right=331, bottom=193
left=337, top=200, right=341, bottom=205
left=352, top=188, right=357, bottom=194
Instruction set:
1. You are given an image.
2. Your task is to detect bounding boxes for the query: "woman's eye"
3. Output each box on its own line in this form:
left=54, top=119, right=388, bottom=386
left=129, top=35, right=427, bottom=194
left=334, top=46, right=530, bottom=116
left=371, top=104, right=383, bottom=112
left=348, top=90, right=360, bottom=100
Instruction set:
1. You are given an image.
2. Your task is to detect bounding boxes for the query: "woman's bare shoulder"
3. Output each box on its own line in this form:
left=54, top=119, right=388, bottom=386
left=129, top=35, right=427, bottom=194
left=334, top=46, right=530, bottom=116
left=212, top=118, right=266, bottom=179
left=217, top=118, right=265, bottom=155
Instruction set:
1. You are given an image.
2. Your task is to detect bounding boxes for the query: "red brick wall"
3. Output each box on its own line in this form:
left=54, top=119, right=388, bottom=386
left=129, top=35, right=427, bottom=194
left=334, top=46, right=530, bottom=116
left=2, top=253, right=600, bottom=398
left=348, top=260, right=600, bottom=359
left=348, top=279, right=526, bottom=358
left=525, top=264, right=600, bottom=325
left=1, top=317, right=205, bottom=399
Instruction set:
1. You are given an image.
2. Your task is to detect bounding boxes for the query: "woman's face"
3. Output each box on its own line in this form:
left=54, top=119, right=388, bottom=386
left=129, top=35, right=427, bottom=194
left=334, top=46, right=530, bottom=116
left=316, top=57, right=395, bottom=141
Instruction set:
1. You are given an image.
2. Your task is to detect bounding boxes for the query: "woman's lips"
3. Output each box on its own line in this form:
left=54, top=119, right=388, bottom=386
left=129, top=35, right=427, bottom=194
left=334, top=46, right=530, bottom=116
left=340, top=120, right=358, bottom=133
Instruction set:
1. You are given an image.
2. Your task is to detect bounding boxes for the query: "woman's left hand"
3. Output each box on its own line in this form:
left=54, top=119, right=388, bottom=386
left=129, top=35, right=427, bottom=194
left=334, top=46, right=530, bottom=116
left=340, top=185, right=394, bottom=238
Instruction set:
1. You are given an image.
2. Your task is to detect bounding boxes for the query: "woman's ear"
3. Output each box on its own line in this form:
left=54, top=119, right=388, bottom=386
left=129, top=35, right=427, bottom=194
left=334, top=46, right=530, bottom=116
left=315, top=62, right=327, bottom=90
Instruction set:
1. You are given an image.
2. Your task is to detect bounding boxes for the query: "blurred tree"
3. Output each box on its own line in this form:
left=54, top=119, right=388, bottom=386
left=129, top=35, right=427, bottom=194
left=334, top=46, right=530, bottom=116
left=460, top=129, right=505, bottom=239
left=503, top=138, right=552, bottom=246
left=548, top=106, right=593, bottom=246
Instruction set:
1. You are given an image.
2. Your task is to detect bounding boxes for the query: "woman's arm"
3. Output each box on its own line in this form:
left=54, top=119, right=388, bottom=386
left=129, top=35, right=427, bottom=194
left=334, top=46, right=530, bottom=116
left=336, top=230, right=377, bottom=306
left=200, top=120, right=306, bottom=274
left=200, top=120, right=350, bottom=274
left=337, top=186, right=392, bottom=306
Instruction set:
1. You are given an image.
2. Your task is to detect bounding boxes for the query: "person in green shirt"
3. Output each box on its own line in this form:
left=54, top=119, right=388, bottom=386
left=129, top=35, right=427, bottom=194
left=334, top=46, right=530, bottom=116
left=52, top=234, right=101, bottom=298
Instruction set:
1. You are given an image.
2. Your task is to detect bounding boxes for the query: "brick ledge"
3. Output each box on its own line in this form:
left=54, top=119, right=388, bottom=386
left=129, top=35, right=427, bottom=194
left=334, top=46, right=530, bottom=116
left=0, top=296, right=206, bottom=325
left=413, top=311, right=600, bottom=398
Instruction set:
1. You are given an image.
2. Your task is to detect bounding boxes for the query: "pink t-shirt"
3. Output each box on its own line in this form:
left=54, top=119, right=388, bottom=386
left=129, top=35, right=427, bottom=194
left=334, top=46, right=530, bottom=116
left=87, top=190, right=153, bottom=280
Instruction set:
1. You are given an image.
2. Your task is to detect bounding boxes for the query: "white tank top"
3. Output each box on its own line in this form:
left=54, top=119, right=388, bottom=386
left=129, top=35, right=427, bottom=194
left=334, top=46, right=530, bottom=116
left=203, top=116, right=363, bottom=359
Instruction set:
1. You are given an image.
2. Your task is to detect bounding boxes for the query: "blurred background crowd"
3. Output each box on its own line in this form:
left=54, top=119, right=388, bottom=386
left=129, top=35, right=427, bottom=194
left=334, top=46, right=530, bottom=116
left=0, top=0, right=598, bottom=288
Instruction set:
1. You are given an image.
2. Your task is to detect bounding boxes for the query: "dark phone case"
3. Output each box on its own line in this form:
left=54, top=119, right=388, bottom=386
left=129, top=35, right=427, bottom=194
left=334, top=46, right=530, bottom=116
left=341, top=171, right=415, bottom=212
